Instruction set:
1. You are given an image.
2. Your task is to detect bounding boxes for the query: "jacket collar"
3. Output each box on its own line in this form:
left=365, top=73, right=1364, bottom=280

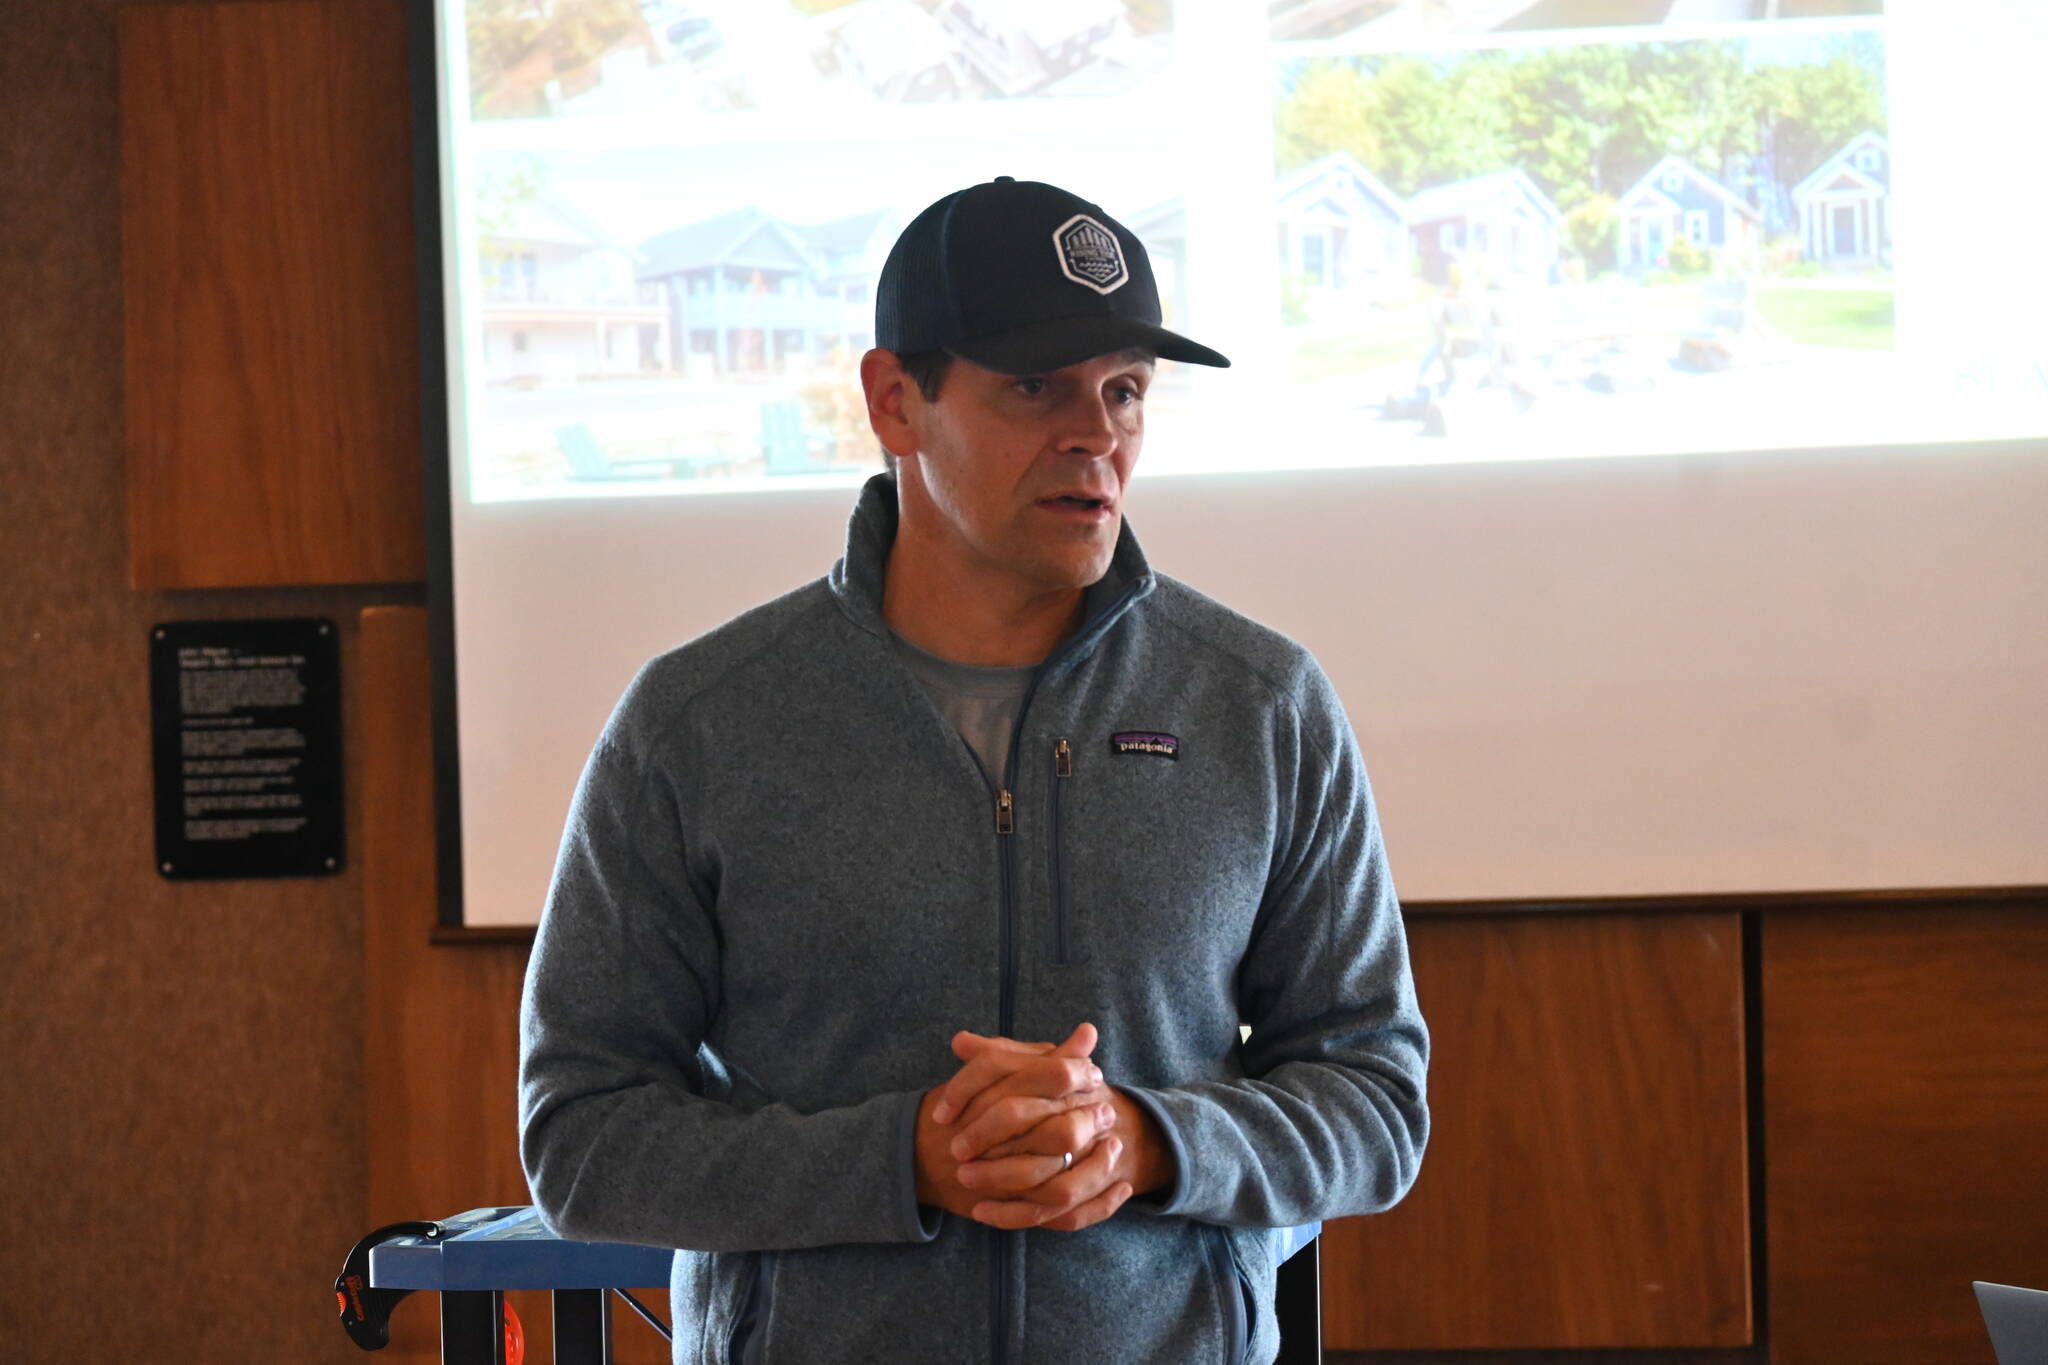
left=828, top=470, right=1156, bottom=674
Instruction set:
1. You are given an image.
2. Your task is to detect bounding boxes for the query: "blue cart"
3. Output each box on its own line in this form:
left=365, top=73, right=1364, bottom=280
left=337, top=1205, right=1322, bottom=1363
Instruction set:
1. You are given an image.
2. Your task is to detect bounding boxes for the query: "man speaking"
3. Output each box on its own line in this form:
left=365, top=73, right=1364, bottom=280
left=519, top=176, right=1429, bottom=1363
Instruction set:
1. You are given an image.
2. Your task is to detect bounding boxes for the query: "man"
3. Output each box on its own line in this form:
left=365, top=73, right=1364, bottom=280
left=519, top=177, right=1429, bottom=1364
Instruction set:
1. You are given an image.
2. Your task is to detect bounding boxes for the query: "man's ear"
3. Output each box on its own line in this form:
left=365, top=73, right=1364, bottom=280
left=859, top=348, right=919, bottom=461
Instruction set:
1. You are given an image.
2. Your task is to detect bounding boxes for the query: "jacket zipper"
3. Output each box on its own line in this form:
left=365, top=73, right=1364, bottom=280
left=990, top=680, right=1041, bottom=1365
left=977, top=580, right=1145, bottom=1365
left=910, top=597, right=1145, bottom=1365
left=1050, top=739, right=1071, bottom=964
left=992, top=778, right=1017, bottom=1365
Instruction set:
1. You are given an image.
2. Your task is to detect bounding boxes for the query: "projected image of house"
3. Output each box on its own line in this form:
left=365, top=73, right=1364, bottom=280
left=1262, top=27, right=1899, bottom=450
left=1275, top=152, right=1411, bottom=314
left=1615, top=157, right=1763, bottom=276
left=1406, top=170, right=1563, bottom=286
left=477, top=191, right=671, bottom=389
left=636, top=207, right=895, bottom=377
left=1793, top=131, right=1890, bottom=268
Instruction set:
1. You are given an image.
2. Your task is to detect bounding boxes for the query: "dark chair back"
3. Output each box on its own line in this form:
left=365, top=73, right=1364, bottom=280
left=1274, top=1238, right=1322, bottom=1364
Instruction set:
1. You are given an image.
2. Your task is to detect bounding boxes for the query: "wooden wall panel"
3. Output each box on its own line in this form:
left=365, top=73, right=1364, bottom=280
left=1763, top=907, right=2048, bottom=1365
left=120, top=0, right=423, bottom=588
left=1325, top=913, right=1752, bottom=1349
left=361, top=607, right=664, bottom=1364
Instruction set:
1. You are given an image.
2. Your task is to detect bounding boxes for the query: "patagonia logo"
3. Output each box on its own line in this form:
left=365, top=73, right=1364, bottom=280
left=1110, top=731, right=1179, bottom=761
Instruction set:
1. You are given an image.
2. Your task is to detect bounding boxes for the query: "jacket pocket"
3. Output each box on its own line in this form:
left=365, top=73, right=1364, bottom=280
left=1048, top=738, right=1073, bottom=964
left=1203, top=1224, right=1251, bottom=1365
left=727, top=1250, right=772, bottom=1365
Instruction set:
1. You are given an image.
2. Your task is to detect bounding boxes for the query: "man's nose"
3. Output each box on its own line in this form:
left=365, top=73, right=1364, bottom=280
left=1055, top=392, right=1120, bottom=456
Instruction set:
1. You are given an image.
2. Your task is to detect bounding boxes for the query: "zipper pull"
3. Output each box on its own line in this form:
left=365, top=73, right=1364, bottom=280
left=1054, top=738, right=1072, bottom=778
left=995, top=788, right=1015, bottom=835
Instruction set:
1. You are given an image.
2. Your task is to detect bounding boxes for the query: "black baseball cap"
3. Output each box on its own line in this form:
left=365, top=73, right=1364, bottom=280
left=875, top=177, right=1230, bottom=374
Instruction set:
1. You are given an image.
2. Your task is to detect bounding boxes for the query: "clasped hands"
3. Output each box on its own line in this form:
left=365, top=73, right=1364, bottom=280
left=914, top=1021, right=1169, bottom=1233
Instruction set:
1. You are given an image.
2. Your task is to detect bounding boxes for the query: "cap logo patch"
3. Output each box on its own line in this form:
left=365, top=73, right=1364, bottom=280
left=1054, top=214, right=1128, bottom=295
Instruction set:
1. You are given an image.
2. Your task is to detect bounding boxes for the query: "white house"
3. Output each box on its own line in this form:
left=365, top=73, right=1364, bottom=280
left=1792, top=130, right=1890, bottom=268
left=477, top=190, right=669, bottom=387
left=1274, top=151, right=1411, bottom=312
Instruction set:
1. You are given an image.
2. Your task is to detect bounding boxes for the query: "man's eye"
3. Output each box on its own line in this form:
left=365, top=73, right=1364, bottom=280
left=1014, top=377, right=1048, bottom=397
left=1112, top=384, right=1144, bottom=404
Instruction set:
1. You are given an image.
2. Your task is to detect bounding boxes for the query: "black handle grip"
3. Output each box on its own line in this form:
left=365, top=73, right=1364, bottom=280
left=334, top=1220, right=441, bottom=1350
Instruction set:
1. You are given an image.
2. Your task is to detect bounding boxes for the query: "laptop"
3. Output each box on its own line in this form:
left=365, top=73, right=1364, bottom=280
left=1975, top=1281, right=2048, bottom=1365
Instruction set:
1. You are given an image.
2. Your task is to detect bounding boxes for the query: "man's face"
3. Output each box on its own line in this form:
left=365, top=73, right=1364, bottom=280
left=894, top=348, right=1152, bottom=595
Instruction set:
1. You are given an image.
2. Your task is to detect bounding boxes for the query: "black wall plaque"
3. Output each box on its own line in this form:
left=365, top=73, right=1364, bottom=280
left=150, top=618, right=344, bottom=879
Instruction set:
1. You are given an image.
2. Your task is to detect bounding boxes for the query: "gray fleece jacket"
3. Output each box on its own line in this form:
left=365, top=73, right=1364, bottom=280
left=519, top=472, right=1429, bottom=1364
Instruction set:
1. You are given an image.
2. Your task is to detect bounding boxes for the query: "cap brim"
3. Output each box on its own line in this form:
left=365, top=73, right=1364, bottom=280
left=947, top=316, right=1230, bottom=374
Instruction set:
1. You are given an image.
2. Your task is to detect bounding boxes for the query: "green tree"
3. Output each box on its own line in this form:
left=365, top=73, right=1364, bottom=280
left=1562, top=193, right=1618, bottom=273
left=1276, top=41, right=1762, bottom=212
left=1750, top=45, right=1886, bottom=200
left=1273, top=59, right=1387, bottom=182
left=1274, top=55, right=1513, bottom=196
left=1551, top=42, right=1754, bottom=204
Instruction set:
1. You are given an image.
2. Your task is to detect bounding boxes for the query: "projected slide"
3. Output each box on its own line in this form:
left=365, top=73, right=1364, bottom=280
left=1266, top=0, right=1881, bottom=40
left=438, top=1, right=2043, bottom=504
left=1271, top=30, right=1894, bottom=450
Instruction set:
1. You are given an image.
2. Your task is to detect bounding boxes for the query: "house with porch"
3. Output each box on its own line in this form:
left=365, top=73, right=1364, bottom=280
left=636, top=206, right=897, bottom=377
left=789, top=208, right=897, bottom=359
left=1792, top=130, right=1890, bottom=269
left=1614, top=155, right=1762, bottom=274
left=477, top=190, right=669, bottom=387
left=1405, top=168, right=1562, bottom=286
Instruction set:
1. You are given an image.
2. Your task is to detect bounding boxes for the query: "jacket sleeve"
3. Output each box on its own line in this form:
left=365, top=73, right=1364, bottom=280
left=1121, top=661, right=1429, bottom=1228
left=518, top=702, right=940, bottom=1254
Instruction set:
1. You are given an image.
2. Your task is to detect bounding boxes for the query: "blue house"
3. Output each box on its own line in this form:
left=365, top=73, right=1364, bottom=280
left=788, top=208, right=897, bottom=356
left=636, top=206, right=895, bottom=376
left=1792, top=131, right=1890, bottom=268
left=1615, top=155, right=1761, bottom=274
left=1405, top=169, right=1561, bottom=286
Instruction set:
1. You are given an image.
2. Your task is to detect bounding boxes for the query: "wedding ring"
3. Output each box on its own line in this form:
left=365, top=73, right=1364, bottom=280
left=1060, top=1150, right=1074, bottom=1172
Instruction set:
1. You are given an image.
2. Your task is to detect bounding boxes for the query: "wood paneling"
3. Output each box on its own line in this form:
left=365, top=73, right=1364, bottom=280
left=361, top=606, right=664, bottom=1364
left=120, top=0, right=423, bottom=588
left=1, top=1, right=428, bottom=1357
left=1763, top=907, right=2048, bottom=1365
left=1325, top=913, right=1752, bottom=1349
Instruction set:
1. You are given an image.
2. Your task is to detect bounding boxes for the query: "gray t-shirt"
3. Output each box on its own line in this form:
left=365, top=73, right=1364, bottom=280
left=888, top=631, right=1033, bottom=789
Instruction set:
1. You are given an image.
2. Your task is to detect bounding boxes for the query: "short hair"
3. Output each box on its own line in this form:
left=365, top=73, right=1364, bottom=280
left=898, top=348, right=952, bottom=402
left=881, top=349, right=952, bottom=474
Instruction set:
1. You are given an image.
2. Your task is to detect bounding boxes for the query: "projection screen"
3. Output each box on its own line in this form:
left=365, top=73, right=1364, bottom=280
left=423, top=0, right=2048, bottom=926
